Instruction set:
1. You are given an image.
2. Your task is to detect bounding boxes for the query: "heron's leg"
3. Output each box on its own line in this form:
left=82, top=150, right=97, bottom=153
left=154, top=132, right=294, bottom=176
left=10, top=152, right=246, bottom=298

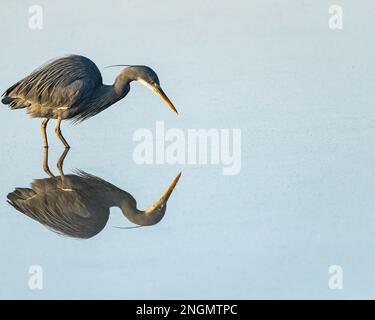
left=54, top=119, right=70, bottom=148
left=57, top=147, right=70, bottom=178
left=41, top=118, right=49, bottom=148
left=42, top=146, right=54, bottom=177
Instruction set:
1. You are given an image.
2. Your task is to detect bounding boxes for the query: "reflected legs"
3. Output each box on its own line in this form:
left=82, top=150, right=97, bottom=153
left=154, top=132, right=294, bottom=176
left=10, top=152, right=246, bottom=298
left=43, top=147, right=54, bottom=177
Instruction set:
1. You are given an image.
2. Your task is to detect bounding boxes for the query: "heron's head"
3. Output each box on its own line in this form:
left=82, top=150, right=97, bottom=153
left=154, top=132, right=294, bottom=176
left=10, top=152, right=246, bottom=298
left=120, top=172, right=182, bottom=226
left=143, top=172, right=181, bottom=224
left=113, top=65, right=178, bottom=114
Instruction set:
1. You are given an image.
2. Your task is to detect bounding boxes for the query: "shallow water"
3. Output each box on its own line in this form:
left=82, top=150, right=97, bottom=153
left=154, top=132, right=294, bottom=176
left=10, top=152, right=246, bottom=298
left=1, top=1, right=375, bottom=299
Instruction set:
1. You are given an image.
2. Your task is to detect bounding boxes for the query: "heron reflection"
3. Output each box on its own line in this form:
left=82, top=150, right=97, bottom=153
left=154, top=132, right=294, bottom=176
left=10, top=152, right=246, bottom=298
left=7, top=148, right=181, bottom=239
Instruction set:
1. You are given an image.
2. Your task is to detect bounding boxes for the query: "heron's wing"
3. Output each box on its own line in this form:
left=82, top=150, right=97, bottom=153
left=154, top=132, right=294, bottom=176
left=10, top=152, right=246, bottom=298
left=7, top=187, right=109, bottom=238
left=1, top=55, right=102, bottom=109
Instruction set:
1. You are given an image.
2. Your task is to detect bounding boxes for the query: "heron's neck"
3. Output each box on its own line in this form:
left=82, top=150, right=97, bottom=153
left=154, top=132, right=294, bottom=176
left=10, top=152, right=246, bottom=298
left=113, top=68, right=137, bottom=98
left=116, top=192, right=165, bottom=226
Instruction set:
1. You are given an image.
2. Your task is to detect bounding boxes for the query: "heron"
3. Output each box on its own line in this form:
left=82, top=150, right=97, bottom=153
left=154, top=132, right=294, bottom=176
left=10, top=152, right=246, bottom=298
left=7, top=148, right=182, bottom=239
left=1, top=55, right=178, bottom=148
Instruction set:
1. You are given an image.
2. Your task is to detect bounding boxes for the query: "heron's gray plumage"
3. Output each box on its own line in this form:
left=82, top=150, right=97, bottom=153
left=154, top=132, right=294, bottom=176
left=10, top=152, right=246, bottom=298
left=7, top=170, right=181, bottom=239
left=1, top=55, right=167, bottom=122
left=7, top=172, right=114, bottom=238
left=2, top=56, right=101, bottom=120
left=1, top=54, right=177, bottom=146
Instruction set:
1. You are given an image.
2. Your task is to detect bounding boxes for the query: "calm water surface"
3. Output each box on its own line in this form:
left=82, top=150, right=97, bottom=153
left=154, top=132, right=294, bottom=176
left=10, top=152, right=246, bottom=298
left=1, top=1, right=375, bottom=298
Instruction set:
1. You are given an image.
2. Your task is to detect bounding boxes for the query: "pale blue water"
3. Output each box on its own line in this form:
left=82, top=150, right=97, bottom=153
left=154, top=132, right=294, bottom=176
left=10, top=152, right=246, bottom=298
left=1, top=0, right=375, bottom=299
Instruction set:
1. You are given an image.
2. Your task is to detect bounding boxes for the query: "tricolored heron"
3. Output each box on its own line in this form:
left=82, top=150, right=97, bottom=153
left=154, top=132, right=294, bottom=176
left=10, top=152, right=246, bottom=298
left=1, top=55, right=178, bottom=148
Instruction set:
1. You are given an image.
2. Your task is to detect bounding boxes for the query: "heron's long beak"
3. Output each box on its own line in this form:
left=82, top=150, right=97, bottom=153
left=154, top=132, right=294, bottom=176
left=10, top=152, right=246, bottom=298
left=138, top=80, right=178, bottom=114
left=160, top=172, right=182, bottom=202
left=153, top=86, right=178, bottom=115
left=145, top=172, right=182, bottom=214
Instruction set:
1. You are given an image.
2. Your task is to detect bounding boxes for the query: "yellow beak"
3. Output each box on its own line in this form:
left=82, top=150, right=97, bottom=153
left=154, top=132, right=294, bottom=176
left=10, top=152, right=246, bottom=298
left=153, top=85, right=178, bottom=115
left=160, top=172, right=182, bottom=202
left=145, top=172, right=182, bottom=214
left=137, top=79, right=178, bottom=115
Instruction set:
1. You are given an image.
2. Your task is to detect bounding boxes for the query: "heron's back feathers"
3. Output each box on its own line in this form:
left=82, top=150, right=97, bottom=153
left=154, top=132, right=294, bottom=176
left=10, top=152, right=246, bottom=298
left=1, top=97, right=26, bottom=109
left=1, top=55, right=102, bottom=119
left=7, top=187, right=37, bottom=203
left=1, top=82, right=27, bottom=109
left=7, top=175, right=110, bottom=239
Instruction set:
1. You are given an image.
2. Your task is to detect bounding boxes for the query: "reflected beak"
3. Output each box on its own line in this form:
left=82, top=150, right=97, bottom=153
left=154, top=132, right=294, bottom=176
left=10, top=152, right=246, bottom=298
left=153, top=85, right=178, bottom=115
left=160, top=172, right=182, bottom=202
left=145, top=172, right=182, bottom=214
